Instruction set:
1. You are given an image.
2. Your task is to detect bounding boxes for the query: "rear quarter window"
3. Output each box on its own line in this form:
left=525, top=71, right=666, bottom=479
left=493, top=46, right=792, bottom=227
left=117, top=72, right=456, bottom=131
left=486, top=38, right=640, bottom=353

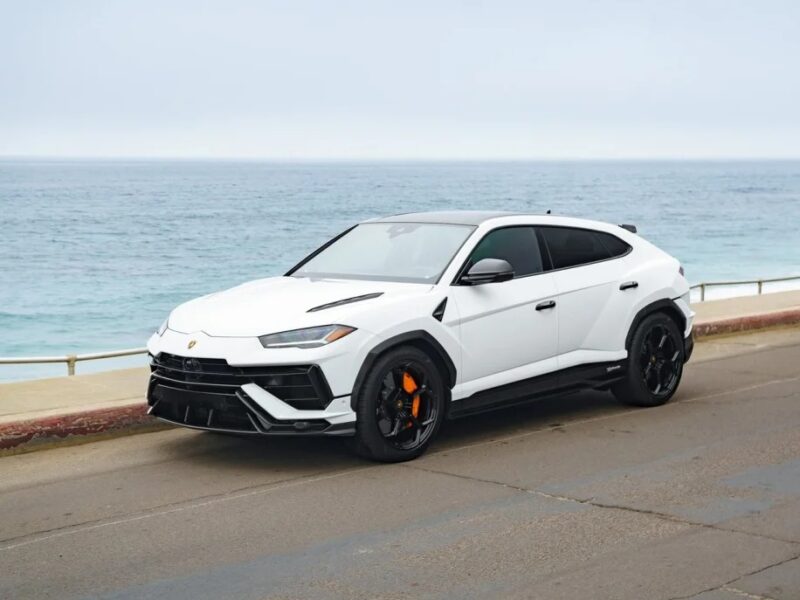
left=595, top=231, right=632, bottom=258
left=539, top=226, right=627, bottom=270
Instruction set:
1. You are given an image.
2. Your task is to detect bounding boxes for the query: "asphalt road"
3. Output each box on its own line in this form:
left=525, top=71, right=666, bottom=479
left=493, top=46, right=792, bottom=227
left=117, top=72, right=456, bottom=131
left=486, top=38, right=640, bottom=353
left=2, top=330, right=800, bottom=600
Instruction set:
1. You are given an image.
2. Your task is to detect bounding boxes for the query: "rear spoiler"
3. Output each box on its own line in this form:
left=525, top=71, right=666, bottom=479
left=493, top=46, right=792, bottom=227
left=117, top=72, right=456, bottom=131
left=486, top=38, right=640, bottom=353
left=619, top=224, right=637, bottom=234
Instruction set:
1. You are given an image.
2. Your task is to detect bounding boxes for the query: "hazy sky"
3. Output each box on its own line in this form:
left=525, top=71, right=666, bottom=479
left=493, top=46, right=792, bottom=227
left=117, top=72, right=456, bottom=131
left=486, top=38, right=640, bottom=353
left=1, top=0, right=799, bottom=159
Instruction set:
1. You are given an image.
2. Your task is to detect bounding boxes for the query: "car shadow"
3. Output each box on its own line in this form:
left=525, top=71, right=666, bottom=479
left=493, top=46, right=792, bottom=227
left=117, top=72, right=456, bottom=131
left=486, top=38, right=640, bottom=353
left=159, top=389, right=628, bottom=471
left=434, top=388, right=626, bottom=451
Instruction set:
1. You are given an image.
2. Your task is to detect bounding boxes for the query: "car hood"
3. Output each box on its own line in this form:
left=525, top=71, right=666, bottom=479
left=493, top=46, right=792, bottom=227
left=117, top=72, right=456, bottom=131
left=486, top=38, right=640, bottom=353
left=168, top=276, right=434, bottom=337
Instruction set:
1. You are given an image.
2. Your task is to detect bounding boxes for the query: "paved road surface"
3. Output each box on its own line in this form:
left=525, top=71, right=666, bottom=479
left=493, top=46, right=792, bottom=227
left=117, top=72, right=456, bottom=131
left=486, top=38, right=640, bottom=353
left=2, top=330, right=800, bottom=599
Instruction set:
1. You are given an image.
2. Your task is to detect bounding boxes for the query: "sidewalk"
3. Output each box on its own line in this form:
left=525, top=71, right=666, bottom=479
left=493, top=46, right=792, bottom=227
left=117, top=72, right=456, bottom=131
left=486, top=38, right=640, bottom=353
left=2, top=289, right=800, bottom=453
left=692, top=289, right=800, bottom=336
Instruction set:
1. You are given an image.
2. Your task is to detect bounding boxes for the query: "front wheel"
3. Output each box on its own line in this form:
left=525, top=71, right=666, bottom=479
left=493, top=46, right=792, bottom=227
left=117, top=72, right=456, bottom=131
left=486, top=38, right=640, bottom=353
left=348, top=346, right=446, bottom=462
left=613, top=313, right=684, bottom=407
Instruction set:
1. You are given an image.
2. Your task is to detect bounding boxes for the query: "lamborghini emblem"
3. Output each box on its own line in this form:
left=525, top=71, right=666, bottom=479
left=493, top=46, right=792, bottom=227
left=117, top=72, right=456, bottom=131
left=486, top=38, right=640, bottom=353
left=187, top=339, right=197, bottom=349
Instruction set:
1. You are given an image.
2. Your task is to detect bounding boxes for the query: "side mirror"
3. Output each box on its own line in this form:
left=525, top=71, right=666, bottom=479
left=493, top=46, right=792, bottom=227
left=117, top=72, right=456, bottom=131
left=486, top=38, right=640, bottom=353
left=460, top=258, right=514, bottom=285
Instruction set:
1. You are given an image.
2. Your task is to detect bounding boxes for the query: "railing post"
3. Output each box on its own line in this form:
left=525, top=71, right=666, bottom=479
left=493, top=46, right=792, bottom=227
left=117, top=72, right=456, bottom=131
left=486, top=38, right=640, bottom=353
left=66, top=355, right=77, bottom=376
left=700, top=283, right=705, bottom=302
left=757, top=280, right=763, bottom=295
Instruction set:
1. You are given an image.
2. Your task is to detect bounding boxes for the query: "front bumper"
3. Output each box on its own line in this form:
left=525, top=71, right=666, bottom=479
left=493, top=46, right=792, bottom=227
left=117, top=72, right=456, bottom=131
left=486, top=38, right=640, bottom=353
left=146, top=355, right=357, bottom=437
left=146, top=328, right=363, bottom=436
left=148, top=382, right=355, bottom=436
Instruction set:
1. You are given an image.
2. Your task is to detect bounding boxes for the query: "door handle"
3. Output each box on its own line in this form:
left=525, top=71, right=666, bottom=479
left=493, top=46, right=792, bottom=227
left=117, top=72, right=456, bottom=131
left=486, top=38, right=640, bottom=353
left=619, top=281, right=639, bottom=291
left=536, top=300, right=556, bottom=311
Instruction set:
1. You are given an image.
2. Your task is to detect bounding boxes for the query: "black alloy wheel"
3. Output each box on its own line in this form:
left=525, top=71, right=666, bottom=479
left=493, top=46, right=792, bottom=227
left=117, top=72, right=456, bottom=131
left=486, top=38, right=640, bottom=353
left=349, top=345, right=446, bottom=462
left=375, top=362, right=439, bottom=451
left=640, top=322, right=682, bottom=398
left=613, top=312, right=684, bottom=407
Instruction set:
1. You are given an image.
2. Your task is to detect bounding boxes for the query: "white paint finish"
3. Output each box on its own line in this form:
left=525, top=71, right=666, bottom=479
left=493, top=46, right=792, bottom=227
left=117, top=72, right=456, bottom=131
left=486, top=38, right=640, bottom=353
left=449, top=273, right=559, bottom=385
left=241, top=384, right=354, bottom=422
left=550, top=258, right=626, bottom=357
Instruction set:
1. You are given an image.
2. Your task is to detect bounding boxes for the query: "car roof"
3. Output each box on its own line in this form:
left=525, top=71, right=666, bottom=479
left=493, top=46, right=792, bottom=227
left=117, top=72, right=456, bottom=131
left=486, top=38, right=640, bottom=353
left=366, top=210, right=529, bottom=226
left=365, top=211, right=632, bottom=236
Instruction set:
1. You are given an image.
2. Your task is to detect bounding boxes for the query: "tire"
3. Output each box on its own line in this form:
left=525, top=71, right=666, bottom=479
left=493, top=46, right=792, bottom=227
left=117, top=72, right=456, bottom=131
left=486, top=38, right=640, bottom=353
left=613, top=312, right=684, bottom=407
left=348, top=345, right=446, bottom=462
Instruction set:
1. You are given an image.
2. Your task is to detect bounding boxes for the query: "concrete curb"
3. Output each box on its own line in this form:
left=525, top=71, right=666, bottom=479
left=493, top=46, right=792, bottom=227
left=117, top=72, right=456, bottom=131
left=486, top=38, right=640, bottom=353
left=692, top=308, right=800, bottom=338
left=2, top=309, right=800, bottom=455
left=0, top=403, right=170, bottom=455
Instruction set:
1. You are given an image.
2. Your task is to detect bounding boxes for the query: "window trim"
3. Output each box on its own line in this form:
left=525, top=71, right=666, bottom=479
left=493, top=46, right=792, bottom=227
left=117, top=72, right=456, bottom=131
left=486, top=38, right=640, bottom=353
left=450, top=225, right=547, bottom=285
left=450, top=224, right=633, bottom=285
left=536, top=225, right=633, bottom=274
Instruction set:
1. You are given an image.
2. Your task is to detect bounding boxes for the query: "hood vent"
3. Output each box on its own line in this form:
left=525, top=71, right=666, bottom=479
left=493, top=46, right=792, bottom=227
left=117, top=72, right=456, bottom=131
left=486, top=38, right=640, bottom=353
left=307, top=292, right=384, bottom=313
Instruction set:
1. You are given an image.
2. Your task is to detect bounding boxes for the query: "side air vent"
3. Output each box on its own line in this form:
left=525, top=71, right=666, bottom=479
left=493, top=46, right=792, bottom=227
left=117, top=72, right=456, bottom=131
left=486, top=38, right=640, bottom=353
left=307, top=292, right=384, bottom=313
left=432, top=298, right=447, bottom=322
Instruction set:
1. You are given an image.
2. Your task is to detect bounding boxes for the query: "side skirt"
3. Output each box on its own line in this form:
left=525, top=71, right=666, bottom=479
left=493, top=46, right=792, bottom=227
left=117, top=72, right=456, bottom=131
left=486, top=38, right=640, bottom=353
left=447, top=360, right=627, bottom=420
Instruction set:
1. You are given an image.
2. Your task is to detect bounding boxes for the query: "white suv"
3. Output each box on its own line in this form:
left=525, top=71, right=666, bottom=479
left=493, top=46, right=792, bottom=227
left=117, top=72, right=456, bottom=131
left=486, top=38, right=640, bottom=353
left=147, top=211, right=694, bottom=462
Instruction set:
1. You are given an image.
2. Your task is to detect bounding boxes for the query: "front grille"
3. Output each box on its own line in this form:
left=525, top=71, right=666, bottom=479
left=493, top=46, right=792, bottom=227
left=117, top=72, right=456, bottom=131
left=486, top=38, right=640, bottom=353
left=149, top=352, right=333, bottom=410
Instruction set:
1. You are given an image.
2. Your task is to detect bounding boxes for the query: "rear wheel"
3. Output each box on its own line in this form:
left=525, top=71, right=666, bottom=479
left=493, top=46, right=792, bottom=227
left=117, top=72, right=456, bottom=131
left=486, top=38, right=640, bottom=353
left=613, top=312, right=684, bottom=407
left=349, top=346, right=446, bottom=462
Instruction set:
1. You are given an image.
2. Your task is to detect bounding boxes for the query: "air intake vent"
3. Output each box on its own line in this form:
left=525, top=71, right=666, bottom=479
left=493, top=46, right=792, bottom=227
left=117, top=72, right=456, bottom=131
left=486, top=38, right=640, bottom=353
left=432, top=298, right=447, bottom=322
left=148, top=353, right=333, bottom=410
left=307, top=292, right=384, bottom=313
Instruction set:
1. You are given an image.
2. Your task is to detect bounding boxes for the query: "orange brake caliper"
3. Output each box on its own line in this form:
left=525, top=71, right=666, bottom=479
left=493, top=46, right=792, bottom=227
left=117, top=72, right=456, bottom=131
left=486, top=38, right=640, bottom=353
left=402, top=372, right=421, bottom=425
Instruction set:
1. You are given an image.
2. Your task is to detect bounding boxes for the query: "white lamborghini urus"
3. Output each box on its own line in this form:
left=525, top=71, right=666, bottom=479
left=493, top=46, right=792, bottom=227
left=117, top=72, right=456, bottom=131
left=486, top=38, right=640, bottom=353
left=147, top=211, right=694, bottom=462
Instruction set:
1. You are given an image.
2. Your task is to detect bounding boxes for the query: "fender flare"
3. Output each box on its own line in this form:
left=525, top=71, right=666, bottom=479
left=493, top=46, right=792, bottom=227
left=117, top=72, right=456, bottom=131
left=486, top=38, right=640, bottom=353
left=350, top=330, right=457, bottom=411
left=625, top=298, right=687, bottom=351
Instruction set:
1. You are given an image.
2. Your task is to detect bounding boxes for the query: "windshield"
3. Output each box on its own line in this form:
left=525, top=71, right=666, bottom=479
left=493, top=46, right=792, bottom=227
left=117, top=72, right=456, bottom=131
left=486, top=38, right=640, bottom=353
left=291, top=222, right=475, bottom=283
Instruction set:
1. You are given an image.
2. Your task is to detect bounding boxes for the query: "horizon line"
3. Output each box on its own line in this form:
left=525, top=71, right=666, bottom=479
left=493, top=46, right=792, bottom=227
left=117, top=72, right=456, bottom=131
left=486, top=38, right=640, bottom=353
left=3, top=155, right=800, bottom=163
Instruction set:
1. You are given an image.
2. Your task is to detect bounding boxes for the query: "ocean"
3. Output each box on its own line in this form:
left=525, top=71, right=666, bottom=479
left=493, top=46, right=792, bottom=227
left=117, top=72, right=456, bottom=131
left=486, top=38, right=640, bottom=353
left=2, top=159, right=799, bottom=381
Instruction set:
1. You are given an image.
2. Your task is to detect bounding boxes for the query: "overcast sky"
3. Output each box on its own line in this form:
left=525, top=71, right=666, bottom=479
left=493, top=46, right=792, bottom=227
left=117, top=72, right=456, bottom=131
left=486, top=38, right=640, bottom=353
left=1, top=0, right=799, bottom=159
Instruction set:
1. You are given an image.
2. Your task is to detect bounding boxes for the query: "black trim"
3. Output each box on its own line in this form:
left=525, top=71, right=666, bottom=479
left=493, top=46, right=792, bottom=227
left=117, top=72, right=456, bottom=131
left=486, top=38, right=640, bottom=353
left=148, top=385, right=354, bottom=436
left=432, top=298, right=447, bottom=322
left=350, top=330, right=457, bottom=410
left=536, top=225, right=633, bottom=274
left=307, top=292, right=384, bottom=313
left=625, top=299, right=688, bottom=351
left=448, top=360, right=627, bottom=419
left=148, top=353, right=334, bottom=411
left=284, top=225, right=357, bottom=276
left=450, top=224, right=633, bottom=286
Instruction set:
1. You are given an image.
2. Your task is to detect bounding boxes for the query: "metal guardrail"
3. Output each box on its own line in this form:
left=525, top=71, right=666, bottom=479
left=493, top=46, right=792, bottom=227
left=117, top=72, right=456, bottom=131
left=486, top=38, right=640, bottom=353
left=0, top=348, right=147, bottom=376
left=2, top=274, right=799, bottom=376
left=689, top=275, right=800, bottom=302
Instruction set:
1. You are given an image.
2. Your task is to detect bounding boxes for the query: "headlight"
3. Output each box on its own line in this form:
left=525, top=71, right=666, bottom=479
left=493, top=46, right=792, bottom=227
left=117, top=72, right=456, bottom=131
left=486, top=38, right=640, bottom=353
left=259, top=325, right=356, bottom=349
left=157, top=318, right=169, bottom=337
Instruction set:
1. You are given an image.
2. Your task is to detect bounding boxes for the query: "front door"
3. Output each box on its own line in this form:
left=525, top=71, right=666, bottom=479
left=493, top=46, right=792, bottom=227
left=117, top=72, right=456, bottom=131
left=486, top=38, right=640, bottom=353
left=449, top=226, right=559, bottom=399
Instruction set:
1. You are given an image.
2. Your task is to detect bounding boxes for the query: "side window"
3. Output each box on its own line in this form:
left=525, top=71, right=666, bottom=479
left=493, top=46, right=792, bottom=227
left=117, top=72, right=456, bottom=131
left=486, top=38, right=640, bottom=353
left=539, top=227, right=614, bottom=269
left=466, top=226, right=544, bottom=277
left=595, top=231, right=631, bottom=257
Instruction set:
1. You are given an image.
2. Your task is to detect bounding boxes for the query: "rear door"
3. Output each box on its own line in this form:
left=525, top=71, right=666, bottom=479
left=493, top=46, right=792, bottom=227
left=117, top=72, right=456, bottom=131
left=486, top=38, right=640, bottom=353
left=449, top=226, right=559, bottom=397
left=537, top=226, right=634, bottom=369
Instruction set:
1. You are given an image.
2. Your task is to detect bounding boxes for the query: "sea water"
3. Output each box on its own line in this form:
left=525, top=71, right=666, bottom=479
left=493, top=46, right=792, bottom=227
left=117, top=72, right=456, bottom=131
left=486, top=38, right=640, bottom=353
left=2, top=159, right=799, bottom=381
